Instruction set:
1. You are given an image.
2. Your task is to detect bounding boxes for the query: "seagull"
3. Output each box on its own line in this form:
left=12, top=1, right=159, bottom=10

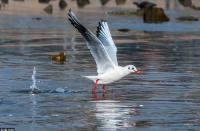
left=133, top=1, right=156, bottom=9
left=68, top=9, right=141, bottom=94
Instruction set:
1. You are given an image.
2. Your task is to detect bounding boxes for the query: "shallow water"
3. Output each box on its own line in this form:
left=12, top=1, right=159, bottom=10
left=0, top=1, right=200, bottom=131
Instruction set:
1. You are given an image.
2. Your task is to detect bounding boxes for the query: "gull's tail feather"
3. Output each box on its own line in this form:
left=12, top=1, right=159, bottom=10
left=83, top=76, right=98, bottom=82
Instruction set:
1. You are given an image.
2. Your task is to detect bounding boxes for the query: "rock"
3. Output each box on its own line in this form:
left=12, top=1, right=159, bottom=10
left=13, top=0, right=24, bottom=1
left=178, top=0, right=200, bottom=11
left=32, top=17, right=42, bottom=20
left=51, top=52, right=66, bottom=64
left=178, top=0, right=192, bottom=7
left=118, top=28, right=130, bottom=32
left=143, top=7, right=169, bottom=23
left=115, top=0, right=126, bottom=5
left=77, top=0, right=90, bottom=8
left=55, top=88, right=65, bottom=93
left=176, top=16, right=199, bottom=21
left=191, top=5, right=200, bottom=10
left=107, top=10, right=138, bottom=16
left=59, top=0, right=67, bottom=10
left=133, top=1, right=156, bottom=9
left=2, top=0, right=8, bottom=4
left=100, top=0, right=109, bottom=6
left=44, top=4, right=53, bottom=14
left=39, top=0, right=51, bottom=4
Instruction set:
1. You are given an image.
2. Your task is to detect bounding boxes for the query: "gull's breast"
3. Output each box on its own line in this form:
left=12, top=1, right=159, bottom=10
left=98, top=68, right=127, bottom=84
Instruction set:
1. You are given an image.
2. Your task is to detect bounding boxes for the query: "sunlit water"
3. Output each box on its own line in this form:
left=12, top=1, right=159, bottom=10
left=0, top=2, right=200, bottom=131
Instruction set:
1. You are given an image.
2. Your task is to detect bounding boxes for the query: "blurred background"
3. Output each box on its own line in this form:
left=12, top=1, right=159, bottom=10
left=0, top=0, right=199, bottom=15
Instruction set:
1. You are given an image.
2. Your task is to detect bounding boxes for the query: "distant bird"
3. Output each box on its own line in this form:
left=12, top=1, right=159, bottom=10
left=68, top=9, right=141, bottom=94
left=133, top=1, right=156, bottom=9
left=51, top=52, right=66, bottom=63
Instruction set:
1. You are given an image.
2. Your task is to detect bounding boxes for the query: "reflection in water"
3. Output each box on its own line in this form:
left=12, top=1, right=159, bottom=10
left=94, top=100, right=138, bottom=130
left=92, top=89, right=107, bottom=101
left=30, top=94, right=37, bottom=131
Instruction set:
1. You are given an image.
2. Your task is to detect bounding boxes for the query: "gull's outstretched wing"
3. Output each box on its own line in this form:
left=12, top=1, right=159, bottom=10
left=68, top=9, right=116, bottom=74
left=96, top=20, right=118, bottom=66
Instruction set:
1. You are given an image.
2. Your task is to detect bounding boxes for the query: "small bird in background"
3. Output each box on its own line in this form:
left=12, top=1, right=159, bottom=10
left=133, top=1, right=156, bottom=9
left=68, top=9, right=141, bottom=94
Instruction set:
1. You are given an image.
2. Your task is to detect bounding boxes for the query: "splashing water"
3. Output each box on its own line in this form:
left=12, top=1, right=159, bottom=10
left=30, top=67, right=39, bottom=93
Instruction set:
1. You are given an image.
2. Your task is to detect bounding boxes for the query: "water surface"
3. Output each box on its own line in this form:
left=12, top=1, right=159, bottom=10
left=0, top=1, right=200, bottom=131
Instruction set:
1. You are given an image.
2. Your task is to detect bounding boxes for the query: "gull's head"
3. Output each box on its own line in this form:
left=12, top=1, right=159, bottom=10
left=126, top=65, right=141, bottom=74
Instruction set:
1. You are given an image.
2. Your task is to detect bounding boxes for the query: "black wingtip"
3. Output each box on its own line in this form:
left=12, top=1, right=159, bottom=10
left=67, top=9, right=88, bottom=36
left=68, top=8, right=72, bottom=17
left=96, top=19, right=107, bottom=37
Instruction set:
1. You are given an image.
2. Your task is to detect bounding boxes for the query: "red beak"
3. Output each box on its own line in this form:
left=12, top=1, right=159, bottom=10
left=133, top=70, right=142, bottom=74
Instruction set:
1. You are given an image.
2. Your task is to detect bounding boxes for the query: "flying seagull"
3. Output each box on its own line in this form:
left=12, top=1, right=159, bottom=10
left=68, top=9, right=141, bottom=94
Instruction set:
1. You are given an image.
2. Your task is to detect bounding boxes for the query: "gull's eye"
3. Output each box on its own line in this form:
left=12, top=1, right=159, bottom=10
left=128, top=67, right=131, bottom=70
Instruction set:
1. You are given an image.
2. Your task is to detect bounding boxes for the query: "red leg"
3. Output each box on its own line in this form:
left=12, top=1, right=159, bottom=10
left=92, top=79, right=99, bottom=94
left=102, top=85, right=107, bottom=94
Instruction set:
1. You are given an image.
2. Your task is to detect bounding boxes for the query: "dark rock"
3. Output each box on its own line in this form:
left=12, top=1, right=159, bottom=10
left=100, top=0, right=109, bottom=6
left=107, top=10, right=138, bottom=16
left=59, top=0, right=67, bottom=10
left=77, top=0, right=90, bottom=8
left=176, top=16, right=199, bottom=21
left=32, top=17, right=42, bottom=20
left=178, top=0, right=200, bottom=11
left=118, top=28, right=130, bottom=32
left=55, top=88, right=65, bottom=93
left=191, top=5, right=200, bottom=10
left=1, top=0, right=8, bottom=4
left=178, top=0, right=192, bottom=7
left=44, top=4, right=53, bottom=14
left=51, top=52, right=66, bottom=64
left=143, top=7, right=169, bottom=23
left=116, top=0, right=126, bottom=5
left=39, top=0, right=51, bottom=4
left=133, top=1, right=156, bottom=9
left=13, top=0, right=24, bottom=1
